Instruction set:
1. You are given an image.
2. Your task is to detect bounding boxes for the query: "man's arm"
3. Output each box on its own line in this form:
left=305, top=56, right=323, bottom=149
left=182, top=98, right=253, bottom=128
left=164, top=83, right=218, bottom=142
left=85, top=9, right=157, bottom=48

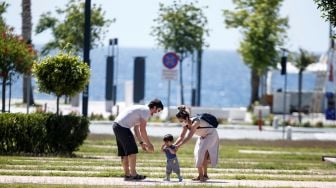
left=133, top=124, right=142, bottom=143
left=139, top=118, right=154, bottom=152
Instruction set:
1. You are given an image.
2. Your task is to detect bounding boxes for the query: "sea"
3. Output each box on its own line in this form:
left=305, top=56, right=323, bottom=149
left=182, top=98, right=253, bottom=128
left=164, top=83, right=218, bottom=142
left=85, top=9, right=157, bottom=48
left=1, top=47, right=317, bottom=108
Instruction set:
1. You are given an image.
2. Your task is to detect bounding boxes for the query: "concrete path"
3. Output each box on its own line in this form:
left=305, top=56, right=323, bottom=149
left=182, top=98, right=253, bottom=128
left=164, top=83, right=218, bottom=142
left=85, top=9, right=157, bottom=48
left=90, top=122, right=336, bottom=141
left=1, top=175, right=336, bottom=187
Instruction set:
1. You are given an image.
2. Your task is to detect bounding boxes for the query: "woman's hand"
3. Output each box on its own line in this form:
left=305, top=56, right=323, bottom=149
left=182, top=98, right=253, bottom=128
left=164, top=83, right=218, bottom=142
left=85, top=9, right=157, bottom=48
left=175, top=144, right=181, bottom=151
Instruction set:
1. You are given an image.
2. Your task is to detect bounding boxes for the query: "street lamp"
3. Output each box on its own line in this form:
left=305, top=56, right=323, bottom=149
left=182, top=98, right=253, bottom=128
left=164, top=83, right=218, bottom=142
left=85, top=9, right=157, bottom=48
left=280, top=48, right=288, bottom=139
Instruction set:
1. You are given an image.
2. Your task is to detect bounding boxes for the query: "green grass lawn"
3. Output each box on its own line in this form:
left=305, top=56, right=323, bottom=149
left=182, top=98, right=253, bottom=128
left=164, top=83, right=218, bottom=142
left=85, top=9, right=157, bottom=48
left=0, top=133, right=335, bottom=187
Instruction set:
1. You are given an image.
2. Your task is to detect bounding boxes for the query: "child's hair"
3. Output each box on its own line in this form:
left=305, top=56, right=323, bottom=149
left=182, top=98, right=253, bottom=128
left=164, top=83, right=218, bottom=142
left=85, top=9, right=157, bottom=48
left=176, top=105, right=190, bottom=120
left=163, top=134, right=174, bottom=142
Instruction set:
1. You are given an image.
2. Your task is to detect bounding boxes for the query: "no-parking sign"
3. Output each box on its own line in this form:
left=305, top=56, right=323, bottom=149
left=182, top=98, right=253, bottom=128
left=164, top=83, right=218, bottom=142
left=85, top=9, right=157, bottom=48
left=162, top=52, right=178, bottom=80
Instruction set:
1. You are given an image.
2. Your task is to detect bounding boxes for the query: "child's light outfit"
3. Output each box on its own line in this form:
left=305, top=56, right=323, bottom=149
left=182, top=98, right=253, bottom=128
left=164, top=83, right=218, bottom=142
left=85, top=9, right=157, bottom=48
left=163, top=145, right=183, bottom=182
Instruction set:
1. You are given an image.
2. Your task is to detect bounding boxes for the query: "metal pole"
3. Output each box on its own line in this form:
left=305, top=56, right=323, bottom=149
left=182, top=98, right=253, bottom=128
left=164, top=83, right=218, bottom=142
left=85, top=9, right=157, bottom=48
left=167, top=80, right=171, bottom=122
left=196, top=49, right=202, bottom=106
left=282, top=72, right=287, bottom=139
left=82, top=0, right=91, bottom=117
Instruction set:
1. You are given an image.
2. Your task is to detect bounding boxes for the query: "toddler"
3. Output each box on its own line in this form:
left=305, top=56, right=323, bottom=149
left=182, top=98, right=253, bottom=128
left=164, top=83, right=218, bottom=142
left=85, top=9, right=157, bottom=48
left=161, top=134, right=183, bottom=182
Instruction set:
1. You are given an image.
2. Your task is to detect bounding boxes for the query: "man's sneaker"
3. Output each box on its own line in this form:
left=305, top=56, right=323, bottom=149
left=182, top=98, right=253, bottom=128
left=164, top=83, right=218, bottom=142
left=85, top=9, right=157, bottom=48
left=178, top=177, right=183, bottom=182
left=163, top=177, right=170, bottom=181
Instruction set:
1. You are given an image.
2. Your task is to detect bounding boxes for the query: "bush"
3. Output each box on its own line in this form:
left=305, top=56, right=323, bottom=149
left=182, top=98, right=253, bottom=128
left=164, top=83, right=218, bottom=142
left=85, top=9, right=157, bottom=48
left=0, top=113, right=89, bottom=154
left=89, top=113, right=105, bottom=121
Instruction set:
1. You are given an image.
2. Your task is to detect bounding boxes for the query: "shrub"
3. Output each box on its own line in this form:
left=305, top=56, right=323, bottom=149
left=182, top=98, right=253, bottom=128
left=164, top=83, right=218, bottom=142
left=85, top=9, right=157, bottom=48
left=315, top=121, right=324, bottom=128
left=33, top=52, right=90, bottom=115
left=0, top=113, right=89, bottom=154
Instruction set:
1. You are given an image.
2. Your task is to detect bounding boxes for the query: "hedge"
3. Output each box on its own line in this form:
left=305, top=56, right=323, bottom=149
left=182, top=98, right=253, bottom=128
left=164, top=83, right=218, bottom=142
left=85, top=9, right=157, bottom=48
left=0, top=113, right=90, bottom=154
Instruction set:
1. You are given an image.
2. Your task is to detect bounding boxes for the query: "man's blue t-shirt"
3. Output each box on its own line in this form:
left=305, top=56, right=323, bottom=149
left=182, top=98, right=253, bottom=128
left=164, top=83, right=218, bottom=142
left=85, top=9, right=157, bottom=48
left=164, top=145, right=177, bottom=159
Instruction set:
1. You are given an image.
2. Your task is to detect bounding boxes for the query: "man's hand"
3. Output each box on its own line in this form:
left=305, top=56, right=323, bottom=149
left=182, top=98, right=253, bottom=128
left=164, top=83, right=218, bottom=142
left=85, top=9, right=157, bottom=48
left=146, top=143, right=154, bottom=153
left=140, top=143, right=147, bottom=151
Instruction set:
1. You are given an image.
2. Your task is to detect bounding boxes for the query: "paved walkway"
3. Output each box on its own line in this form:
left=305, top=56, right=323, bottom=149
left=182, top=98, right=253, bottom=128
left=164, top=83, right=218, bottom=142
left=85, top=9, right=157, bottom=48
left=1, top=175, right=336, bottom=187
left=90, top=122, right=336, bottom=141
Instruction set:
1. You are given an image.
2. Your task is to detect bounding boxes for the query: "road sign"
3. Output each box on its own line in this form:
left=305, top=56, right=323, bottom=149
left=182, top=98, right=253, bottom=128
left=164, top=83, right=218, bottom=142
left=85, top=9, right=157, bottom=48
left=162, top=52, right=179, bottom=80
left=162, top=52, right=179, bottom=69
left=162, top=69, right=178, bottom=80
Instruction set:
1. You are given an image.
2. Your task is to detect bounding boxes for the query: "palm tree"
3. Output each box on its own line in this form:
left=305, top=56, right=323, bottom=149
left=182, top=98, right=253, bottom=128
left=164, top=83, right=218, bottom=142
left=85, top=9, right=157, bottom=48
left=292, top=48, right=318, bottom=125
left=22, top=0, right=34, bottom=105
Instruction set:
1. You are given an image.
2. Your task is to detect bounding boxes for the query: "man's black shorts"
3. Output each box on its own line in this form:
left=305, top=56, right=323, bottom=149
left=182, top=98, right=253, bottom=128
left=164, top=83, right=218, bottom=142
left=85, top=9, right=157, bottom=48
left=112, top=122, right=138, bottom=156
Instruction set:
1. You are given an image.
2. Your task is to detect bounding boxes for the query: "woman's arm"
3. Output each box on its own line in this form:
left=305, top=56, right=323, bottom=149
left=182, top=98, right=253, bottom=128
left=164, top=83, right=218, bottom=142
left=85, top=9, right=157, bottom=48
left=174, top=126, right=187, bottom=145
left=176, top=120, right=200, bottom=148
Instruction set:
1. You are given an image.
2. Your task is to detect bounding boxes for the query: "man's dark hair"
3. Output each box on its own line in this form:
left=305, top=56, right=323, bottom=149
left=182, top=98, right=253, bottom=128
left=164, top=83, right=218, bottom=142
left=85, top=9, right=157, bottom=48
left=148, top=99, right=164, bottom=110
left=163, top=134, right=174, bottom=142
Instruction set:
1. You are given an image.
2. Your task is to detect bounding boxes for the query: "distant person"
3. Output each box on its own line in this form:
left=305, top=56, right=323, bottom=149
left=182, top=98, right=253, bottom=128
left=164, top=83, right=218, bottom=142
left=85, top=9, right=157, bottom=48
left=112, top=99, right=164, bottom=181
left=161, top=134, right=183, bottom=182
left=174, top=106, right=219, bottom=182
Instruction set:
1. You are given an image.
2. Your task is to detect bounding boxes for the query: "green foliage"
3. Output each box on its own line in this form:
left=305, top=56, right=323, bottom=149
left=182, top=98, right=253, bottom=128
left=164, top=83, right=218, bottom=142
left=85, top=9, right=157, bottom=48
left=314, top=0, right=336, bottom=28
left=45, top=114, right=90, bottom=154
left=290, top=48, right=318, bottom=71
left=0, top=2, right=37, bottom=112
left=0, top=26, right=36, bottom=76
left=151, top=0, right=208, bottom=103
left=35, top=0, right=114, bottom=55
left=223, top=0, right=288, bottom=73
left=33, top=52, right=90, bottom=97
left=89, top=113, right=105, bottom=121
left=151, top=0, right=208, bottom=59
left=0, top=1, right=36, bottom=75
left=223, top=0, right=288, bottom=105
left=0, top=113, right=89, bottom=154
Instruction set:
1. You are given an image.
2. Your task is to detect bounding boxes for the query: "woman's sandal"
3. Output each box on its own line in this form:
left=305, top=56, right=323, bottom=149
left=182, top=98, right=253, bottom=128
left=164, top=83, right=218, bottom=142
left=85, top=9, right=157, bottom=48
left=191, top=176, right=200, bottom=181
left=192, top=176, right=207, bottom=182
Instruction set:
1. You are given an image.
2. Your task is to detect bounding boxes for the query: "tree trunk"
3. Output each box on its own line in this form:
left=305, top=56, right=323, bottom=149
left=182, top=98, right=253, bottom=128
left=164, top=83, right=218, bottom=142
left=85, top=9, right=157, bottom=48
left=298, top=69, right=303, bottom=125
left=179, top=59, right=184, bottom=104
left=250, top=69, right=260, bottom=107
left=2, top=75, right=7, bottom=112
left=22, top=0, right=34, bottom=105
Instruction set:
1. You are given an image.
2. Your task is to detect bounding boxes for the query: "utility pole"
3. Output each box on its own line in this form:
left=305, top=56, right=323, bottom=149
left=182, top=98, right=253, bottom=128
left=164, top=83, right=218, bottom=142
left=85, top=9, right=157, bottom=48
left=82, top=0, right=91, bottom=117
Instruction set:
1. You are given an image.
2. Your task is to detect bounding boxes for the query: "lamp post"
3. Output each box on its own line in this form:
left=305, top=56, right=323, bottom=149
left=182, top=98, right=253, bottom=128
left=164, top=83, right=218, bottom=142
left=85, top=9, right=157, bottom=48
left=280, top=48, right=288, bottom=139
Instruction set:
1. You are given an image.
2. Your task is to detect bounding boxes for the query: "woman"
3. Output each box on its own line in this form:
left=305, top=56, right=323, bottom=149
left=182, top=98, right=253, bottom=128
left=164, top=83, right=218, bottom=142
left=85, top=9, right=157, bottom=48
left=174, top=106, right=219, bottom=182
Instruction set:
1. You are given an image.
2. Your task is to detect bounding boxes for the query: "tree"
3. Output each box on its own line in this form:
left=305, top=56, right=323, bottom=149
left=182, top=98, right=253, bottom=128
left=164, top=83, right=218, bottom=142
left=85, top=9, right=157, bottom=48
left=291, top=48, right=318, bottom=125
left=0, top=2, right=36, bottom=112
left=22, top=0, right=35, bottom=105
left=223, top=0, right=288, bottom=107
left=33, top=52, right=90, bottom=115
left=151, top=0, right=208, bottom=104
left=314, top=0, right=336, bottom=29
left=35, top=0, right=113, bottom=55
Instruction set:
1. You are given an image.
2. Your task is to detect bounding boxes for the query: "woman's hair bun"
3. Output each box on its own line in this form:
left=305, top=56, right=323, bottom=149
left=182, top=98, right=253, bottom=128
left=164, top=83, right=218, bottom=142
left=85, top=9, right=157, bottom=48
left=177, top=105, right=186, bottom=111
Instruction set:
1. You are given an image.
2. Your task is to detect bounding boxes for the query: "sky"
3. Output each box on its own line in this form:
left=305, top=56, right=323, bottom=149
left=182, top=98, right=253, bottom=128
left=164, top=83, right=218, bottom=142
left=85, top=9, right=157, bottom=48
left=3, top=0, right=331, bottom=53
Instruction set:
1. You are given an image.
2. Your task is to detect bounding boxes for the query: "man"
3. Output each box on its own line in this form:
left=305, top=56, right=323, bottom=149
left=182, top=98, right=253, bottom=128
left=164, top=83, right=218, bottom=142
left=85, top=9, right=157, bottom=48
left=112, top=99, right=164, bottom=181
